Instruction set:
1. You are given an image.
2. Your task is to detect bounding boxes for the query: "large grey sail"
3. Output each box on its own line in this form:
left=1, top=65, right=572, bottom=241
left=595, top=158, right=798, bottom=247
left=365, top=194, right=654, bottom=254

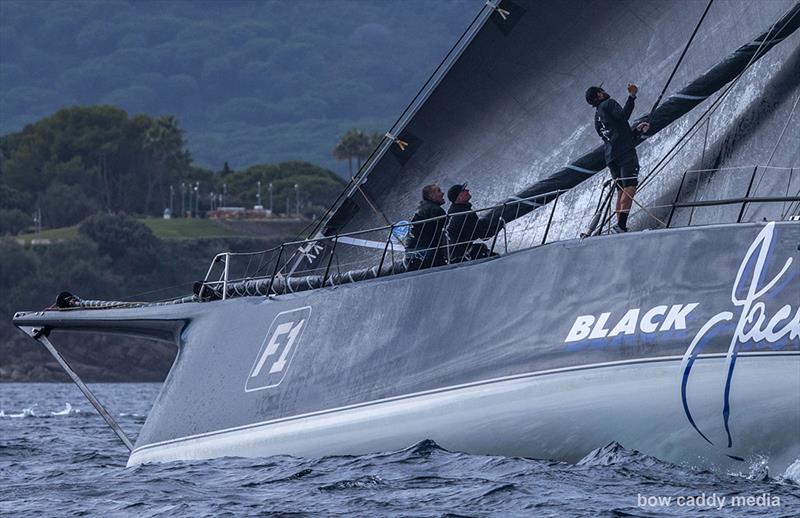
left=478, top=1, right=800, bottom=226
left=313, top=1, right=800, bottom=243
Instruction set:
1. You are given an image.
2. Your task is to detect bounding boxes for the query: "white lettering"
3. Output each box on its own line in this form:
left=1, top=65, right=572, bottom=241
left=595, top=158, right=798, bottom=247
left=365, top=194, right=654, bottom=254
left=640, top=492, right=779, bottom=508
left=729, top=222, right=798, bottom=346
left=681, top=223, right=799, bottom=445
left=608, top=308, right=639, bottom=336
left=251, top=322, right=294, bottom=377
left=269, top=319, right=305, bottom=373
left=640, top=305, right=668, bottom=333
left=637, top=494, right=672, bottom=507
left=565, top=315, right=595, bottom=342
left=660, top=303, right=699, bottom=331
left=588, top=312, right=612, bottom=339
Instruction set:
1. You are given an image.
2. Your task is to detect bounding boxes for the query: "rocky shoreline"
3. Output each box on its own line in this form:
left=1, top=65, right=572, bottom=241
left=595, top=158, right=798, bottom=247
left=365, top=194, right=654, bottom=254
left=0, top=333, right=175, bottom=382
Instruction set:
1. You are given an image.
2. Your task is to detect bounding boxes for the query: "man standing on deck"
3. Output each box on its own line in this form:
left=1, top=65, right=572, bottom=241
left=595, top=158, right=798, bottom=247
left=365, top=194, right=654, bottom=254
left=586, top=84, right=650, bottom=233
left=404, top=184, right=447, bottom=271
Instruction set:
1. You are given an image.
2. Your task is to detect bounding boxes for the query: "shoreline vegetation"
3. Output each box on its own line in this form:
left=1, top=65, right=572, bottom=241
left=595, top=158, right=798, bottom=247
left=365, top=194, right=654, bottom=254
left=0, top=0, right=471, bottom=172
left=0, top=106, right=348, bottom=382
left=0, top=0, right=474, bottom=382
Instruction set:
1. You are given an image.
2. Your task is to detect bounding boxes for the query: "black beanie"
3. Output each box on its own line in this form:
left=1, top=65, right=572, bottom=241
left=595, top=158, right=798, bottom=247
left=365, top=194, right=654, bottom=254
left=447, top=183, right=467, bottom=203
left=585, top=86, right=603, bottom=106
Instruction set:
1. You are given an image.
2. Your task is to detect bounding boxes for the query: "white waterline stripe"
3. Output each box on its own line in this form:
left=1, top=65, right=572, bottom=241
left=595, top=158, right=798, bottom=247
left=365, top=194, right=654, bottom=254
left=131, top=350, right=799, bottom=454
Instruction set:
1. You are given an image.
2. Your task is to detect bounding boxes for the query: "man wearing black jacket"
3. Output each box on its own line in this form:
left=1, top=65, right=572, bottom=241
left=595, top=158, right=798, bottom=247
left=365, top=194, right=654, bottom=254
left=586, top=84, right=650, bottom=232
left=404, top=184, right=447, bottom=270
left=445, top=183, right=493, bottom=263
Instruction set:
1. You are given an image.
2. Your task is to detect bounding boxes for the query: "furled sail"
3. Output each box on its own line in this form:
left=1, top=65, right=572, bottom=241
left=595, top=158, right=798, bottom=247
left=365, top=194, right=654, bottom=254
left=477, top=1, right=800, bottom=227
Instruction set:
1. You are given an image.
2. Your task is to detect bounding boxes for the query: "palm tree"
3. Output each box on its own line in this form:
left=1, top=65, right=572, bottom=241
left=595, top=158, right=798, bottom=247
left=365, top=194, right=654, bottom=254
left=355, top=131, right=384, bottom=170
left=143, top=115, right=189, bottom=214
left=333, top=129, right=370, bottom=176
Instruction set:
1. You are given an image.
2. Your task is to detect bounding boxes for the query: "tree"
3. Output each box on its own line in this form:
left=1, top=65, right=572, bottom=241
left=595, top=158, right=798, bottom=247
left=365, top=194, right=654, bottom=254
left=0, top=185, right=32, bottom=212
left=40, top=183, right=98, bottom=227
left=333, top=128, right=369, bottom=177
left=78, top=213, right=163, bottom=281
left=1, top=106, right=195, bottom=221
left=0, top=209, right=30, bottom=235
left=142, top=115, right=191, bottom=215
left=221, top=161, right=345, bottom=216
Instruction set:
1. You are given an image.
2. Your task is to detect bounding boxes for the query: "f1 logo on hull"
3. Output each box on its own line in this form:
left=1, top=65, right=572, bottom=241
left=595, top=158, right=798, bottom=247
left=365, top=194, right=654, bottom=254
left=245, top=306, right=311, bottom=392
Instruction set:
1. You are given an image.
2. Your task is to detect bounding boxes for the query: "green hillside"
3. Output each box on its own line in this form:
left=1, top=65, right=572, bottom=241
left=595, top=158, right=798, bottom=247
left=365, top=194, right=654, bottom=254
left=0, top=0, right=475, bottom=173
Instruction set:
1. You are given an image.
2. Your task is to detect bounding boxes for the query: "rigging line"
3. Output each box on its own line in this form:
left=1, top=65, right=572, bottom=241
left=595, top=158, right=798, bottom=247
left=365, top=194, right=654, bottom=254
left=766, top=91, right=800, bottom=167
left=649, top=0, right=715, bottom=115
left=354, top=182, right=392, bottom=226
left=742, top=92, right=800, bottom=220
left=655, top=4, right=799, bottom=185
left=636, top=6, right=796, bottom=193
left=117, top=281, right=198, bottom=301
left=301, top=3, right=492, bottom=242
left=780, top=168, right=794, bottom=218
left=597, top=67, right=754, bottom=233
left=640, top=78, right=749, bottom=190
left=628, top=190, right=669, bottom=227
left=699, top=117, right=710, bottom=170
left=782, top=184, right=800, bottom=218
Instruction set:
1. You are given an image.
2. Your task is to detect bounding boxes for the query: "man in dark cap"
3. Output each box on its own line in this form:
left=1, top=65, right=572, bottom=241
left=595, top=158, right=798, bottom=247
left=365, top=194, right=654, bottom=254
left=586, top=84, right=650, bottom=232
left=404, top=184, right=448, bottom=271
left=445, top=183, right=494, bottom=263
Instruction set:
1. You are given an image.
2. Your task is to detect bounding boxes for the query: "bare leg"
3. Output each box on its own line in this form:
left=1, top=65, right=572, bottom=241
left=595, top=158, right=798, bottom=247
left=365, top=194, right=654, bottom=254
left=616, top=186, right=637, bottom=230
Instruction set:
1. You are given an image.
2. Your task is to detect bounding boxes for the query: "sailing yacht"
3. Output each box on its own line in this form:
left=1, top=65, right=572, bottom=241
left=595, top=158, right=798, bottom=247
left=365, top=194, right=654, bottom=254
left=13, top=0, right=800, bottom=471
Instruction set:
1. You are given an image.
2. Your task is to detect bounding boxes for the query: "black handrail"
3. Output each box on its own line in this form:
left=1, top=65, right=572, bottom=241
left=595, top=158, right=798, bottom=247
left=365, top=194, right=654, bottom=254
left=673, top=195, right=800, bottom=209
left=666, top=165, right=799, bottom=228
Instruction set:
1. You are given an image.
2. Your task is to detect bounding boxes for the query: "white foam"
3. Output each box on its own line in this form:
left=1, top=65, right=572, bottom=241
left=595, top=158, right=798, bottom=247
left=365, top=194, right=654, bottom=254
left=50, top=402, right=73, bottom=416
left=783, top=459, right=800, bottom=484
left=0, top=404, right=38, bottom=418
left=0, top=403, right=81, bottom=418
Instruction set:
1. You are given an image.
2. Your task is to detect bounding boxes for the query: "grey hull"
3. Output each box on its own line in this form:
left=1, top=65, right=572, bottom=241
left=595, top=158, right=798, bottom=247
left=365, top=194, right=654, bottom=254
left=128, top=355, right=798, bottom=471
left=13, top=222, right=800, bottom=471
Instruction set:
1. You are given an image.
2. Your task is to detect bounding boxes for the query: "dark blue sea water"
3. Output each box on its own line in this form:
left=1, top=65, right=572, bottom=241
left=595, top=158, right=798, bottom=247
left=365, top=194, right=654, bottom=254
left=1, top=383, right=798, bottom=517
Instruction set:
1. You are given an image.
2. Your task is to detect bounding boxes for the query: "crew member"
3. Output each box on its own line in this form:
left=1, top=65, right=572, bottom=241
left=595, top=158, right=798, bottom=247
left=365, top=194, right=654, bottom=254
left=445, top=183, right=493, bottom=263
left=405, top=184, right=447, bottom=270
left=585, top=84, right=650, bottom=232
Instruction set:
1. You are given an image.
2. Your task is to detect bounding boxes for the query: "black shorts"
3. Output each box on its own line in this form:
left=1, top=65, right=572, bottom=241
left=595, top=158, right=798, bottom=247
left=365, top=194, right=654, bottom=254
left=608, top=156, right=640, bottom=188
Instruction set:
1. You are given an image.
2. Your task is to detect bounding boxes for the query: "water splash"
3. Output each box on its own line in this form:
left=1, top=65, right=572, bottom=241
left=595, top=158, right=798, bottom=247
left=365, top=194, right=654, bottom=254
left=51, top=402, right=73, bottom=416
left=0, top=402, right=83, bottom=418
left=0, top=404, right=38, bottom=418
left=783, top=459, right=800, bottom=484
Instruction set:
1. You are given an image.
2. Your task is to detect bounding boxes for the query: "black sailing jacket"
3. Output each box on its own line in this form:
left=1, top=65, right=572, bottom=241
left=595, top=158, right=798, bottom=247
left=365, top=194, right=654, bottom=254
left=406, top=199, right=446, bottom=254
left=594, top=95, right=637, bottom=164
left=446, top=202, right=492, bottom=263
